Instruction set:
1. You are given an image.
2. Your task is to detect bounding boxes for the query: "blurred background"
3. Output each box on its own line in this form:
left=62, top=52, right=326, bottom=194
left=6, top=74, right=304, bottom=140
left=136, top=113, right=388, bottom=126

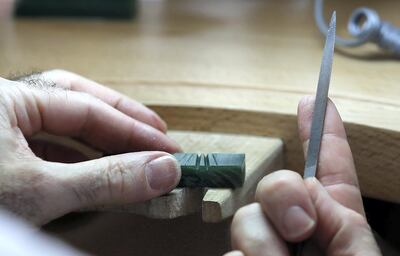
left=0, top=0, right=399, bottom=255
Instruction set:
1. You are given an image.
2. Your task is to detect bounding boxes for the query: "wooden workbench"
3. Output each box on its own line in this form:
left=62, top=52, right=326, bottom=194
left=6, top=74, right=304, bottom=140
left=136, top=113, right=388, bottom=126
left=0, top=0, right=399, bottom=254
left=1, top=0, right=398, bottom=203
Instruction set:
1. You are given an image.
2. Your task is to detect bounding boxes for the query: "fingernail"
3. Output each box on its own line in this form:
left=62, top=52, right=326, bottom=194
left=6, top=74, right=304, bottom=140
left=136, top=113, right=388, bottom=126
left=283, top=206, right=315, bottom=239
left=145, top=155, right=181, bottom=191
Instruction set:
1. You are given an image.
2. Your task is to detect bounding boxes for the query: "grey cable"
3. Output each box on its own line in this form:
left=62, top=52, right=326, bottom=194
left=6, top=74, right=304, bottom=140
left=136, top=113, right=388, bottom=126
left=314, top=0, right=400, bottom=55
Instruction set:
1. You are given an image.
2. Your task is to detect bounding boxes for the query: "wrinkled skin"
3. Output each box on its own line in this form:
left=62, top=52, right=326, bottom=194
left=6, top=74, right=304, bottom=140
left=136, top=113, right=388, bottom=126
left=0, top=70, right=181, bottom=225
left=0, top=68, right=381, bottom=255
left=225, top=97, right=381, bottom=256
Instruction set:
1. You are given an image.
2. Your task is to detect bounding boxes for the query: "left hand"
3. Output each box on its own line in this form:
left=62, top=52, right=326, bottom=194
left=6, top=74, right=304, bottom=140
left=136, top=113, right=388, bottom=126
left=0, top=70, right=181, bottom=225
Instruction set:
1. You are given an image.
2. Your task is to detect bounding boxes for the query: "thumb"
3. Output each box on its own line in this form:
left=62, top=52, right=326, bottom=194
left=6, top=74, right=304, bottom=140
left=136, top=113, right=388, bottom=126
left=47, top=151, right=181, bottom=212
left=305, top=178, right=381, bottom=256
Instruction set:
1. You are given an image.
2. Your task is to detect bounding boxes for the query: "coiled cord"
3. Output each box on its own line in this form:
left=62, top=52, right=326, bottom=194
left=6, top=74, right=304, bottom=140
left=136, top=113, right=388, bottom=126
left=315, top=0, right=400, bottom=55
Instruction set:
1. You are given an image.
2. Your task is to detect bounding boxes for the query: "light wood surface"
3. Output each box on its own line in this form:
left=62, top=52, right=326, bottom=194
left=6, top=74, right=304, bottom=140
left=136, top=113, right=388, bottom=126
left=198, top=133, right=283, bottom=222
left=36, top=131, right=283, bottom=222
left=0, top=0, right=399, bottom=203
left=105, top=131, right=283, bottom=222
left=43, top=131, right=283, bottom=255
left=118, top=187, right=205, bottom=219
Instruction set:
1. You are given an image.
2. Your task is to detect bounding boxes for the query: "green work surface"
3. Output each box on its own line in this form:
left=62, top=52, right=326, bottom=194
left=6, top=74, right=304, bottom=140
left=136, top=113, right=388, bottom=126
left=16, top=0, right=136, bottom=19
left=174, top=153, right=245, bottom=188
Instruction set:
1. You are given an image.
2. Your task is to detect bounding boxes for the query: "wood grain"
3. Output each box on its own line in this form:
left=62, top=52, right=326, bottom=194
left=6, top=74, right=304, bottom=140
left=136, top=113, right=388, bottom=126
left=103, top=188, right=205, bottom=219
left=1, top=0, right=399, bottom=203
left=34, top=131, right=283, bottom=221
left=4, top=1, right=397, bottom=253
left=1, top=0, right=399, bottom=106
left=153, top=106, right=400, bottom=204
left=100, top=131, right=283, bottom=222
left=202, top=136, right=283, bottom=223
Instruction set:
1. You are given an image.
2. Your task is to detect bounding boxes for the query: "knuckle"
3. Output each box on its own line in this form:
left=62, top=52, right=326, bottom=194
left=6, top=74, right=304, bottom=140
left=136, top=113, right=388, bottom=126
left=344, top=210, right=369, bottom=230
left=43, top=69, right=77, bottom=89
left=232, top=203, right=261, bottom=226
left=336, top=210, right=375, bottom=246
left=104, top=158, right=129, bottom=184
left=71, top=158, right=131, bottom=205
left=78, top=92, right=104, bottom=110
left=46, top=69, right=75, bottom=79
left=257, top=170, right=301, bottom=195
left=256, top=175, right=286, bottom=198
left=113, top=95, right=126, bottom=110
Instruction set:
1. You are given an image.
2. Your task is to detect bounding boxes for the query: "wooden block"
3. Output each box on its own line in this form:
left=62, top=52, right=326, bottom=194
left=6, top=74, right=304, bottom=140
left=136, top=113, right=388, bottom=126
left=2, top=0, right=400, bottom=205
left=122, top=131, right=283, bottom=221
left=32, top=131, right=283, bottom=221
left=201, top=135, right=283, bottom=223
left=175, top=153, right=245, bottom=188
left=101, top=188, right=205, bottom=219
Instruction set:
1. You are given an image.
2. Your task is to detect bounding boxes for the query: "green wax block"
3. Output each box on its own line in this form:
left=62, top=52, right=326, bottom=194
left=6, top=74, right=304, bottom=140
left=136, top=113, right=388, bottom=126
left=174, top=153, right=246, bottom=188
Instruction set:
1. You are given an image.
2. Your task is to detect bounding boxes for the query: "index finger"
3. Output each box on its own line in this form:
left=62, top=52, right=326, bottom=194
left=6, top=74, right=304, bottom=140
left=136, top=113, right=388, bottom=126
left=297, top=96, right=364, bottom=215
left=41, top=70, right=168, bottom=133
left=16, top=84, right=181, bottom=154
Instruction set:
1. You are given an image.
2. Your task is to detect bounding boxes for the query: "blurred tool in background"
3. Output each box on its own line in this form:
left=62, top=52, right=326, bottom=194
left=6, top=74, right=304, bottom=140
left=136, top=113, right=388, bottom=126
left=15, top=0, right=136, bottom=19
left=10, top=0, right=400, bottom=56
left=315, top=0, right=400, bottom=56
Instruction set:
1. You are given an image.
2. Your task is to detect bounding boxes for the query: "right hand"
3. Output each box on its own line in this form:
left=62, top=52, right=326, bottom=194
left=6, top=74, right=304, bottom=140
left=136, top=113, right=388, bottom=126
left=225, top=96, right=381, bottom=256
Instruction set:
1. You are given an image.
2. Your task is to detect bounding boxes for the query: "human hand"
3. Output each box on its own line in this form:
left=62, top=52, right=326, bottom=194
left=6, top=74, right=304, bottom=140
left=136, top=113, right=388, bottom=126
left=0, top=70, right=181, bottom=225
left=225, top=96, right=381, bottom=256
